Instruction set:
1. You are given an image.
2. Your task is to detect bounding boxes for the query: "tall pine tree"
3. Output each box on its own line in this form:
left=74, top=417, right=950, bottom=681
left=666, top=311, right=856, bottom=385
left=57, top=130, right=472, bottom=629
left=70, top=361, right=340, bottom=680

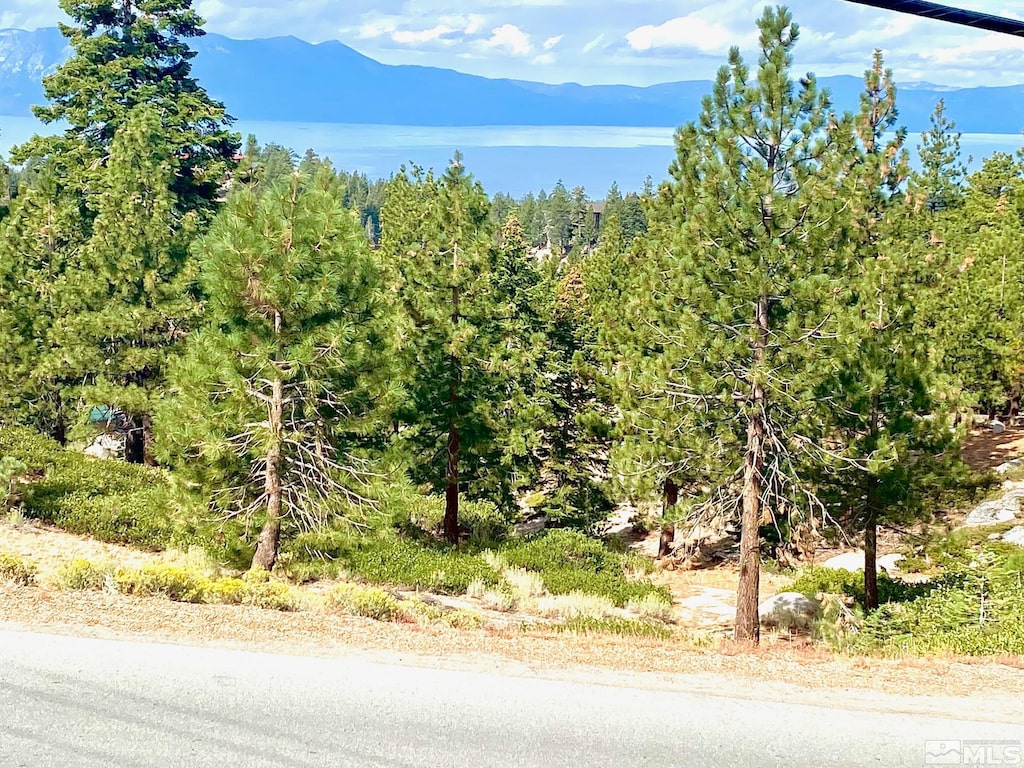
left=55, top=106, right=198, bottom=463
left=158, top=170, right=394, bottom=570
left=382, top=157, right=539, bottom=543
left=652, top=7, right=855, bottom=641
left=0, top=166, right=89, bottom=443
left=13, top=0, right=238, bottom=215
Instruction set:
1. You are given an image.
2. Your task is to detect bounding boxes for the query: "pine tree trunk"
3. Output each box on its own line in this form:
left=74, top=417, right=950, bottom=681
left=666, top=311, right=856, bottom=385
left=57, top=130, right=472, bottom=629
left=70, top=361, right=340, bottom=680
left=1008, top=383, right=1021, bottom=421
left=736, top=294, right=768, bottom=644
left=864, top=398, right=881, bottom=612
left=51, top=395, right=67, bottom=447
left=864, top=508, right=879, bottom=612
left=252, top=375, right=284, bottom=571
left=659, top=478, right=678, bottom=558
left=444, top=281, right=461, bottom=546
left=444, top=421, right=460, bottom=545
left=124, top=415, right=145, bottom=464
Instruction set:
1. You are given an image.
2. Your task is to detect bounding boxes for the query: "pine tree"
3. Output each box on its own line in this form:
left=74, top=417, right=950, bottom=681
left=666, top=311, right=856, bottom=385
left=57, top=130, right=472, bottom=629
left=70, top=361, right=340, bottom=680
left=157, top=169, right=394, bottom=571
left=601, top=182, right=625, bottom=235
left=53, top=106, right=198, bottom=463
left=568, top=186, right=594, bottom=253
left=932, top=154, right=1024, bottom=418
left=620, top=192, right=648, bottom=243
left=13, top=0, right=238, bottom=215
left=652, top=7, right=855, bottom=641
left=0, top=166, right=89, bottom=443
left=825, top=52, right=957, bottom=610
left=489, top=216, right=551, bottom=502
left=382, top=156, right=536, bottom=543
left=546, top=181, right=572, bottom=253
left=911, top=100, right=967, bottom=214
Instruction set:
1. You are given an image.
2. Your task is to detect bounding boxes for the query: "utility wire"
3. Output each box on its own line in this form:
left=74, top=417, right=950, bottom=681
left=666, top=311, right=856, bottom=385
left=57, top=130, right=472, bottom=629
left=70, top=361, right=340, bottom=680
left=845, top=0, right=1024, bottom=37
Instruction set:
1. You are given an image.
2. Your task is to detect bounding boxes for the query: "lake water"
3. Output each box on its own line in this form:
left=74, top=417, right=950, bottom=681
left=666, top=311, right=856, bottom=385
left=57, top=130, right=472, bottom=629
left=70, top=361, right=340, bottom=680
left=1, top=115, right=1021, bottom=197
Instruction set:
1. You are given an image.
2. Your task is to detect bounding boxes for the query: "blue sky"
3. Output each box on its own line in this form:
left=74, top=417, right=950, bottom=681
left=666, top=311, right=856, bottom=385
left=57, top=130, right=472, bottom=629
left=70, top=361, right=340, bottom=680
left=4, top=0, right=1024, bottom=87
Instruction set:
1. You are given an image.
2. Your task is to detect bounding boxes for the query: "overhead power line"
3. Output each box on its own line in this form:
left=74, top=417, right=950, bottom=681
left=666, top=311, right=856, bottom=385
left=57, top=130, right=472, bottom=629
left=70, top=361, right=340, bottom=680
left=844, top=0, right=1024, bottom=37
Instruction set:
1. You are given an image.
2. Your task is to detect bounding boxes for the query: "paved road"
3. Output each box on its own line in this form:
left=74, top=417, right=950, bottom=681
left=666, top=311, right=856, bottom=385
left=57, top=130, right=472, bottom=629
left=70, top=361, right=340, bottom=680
left=0, top=630, right=1021, bottom=768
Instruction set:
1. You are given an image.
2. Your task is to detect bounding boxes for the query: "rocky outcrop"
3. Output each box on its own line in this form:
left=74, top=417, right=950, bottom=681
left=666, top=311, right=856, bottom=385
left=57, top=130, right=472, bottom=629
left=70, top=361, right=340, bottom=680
left=821, top=551, right=904, bottom=574
left=965, top=496, right=1020, bottom=527
left=1003, top=526, right=1024, bottom=547
left=759, top=592, right=821, bottom=631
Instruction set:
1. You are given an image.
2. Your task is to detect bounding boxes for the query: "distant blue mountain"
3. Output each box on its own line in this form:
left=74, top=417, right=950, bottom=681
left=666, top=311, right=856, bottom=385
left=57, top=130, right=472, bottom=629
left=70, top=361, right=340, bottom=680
left=2, top=27, right=1023, bottom=134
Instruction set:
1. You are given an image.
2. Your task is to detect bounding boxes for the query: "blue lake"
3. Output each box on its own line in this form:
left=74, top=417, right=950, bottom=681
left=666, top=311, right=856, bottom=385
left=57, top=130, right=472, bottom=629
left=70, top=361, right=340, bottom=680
left=2, top=116, right=1021, bottom=198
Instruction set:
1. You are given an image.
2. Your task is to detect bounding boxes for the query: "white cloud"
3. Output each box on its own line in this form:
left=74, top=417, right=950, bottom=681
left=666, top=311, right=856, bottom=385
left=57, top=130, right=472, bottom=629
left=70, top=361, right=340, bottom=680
left=923, top=31, right=1024, bottom=65
left=543, top=34, right=563, bottom=50
left=481, top=24, right=532, bottom=56
left=582, top=33, right=605, bottom=54
left=532, top=52, right=556, bottom=65
left=626, top=14, right=737, bottom=54
left=358, top=18, right=397, bottom=39
left=392, top=24, right=456, bottom=45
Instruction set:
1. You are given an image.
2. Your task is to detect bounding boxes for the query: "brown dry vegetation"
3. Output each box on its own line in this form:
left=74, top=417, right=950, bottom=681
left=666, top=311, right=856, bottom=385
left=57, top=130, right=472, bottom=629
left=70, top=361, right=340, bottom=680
left=1, top=423, right=1022, bottom=711
left=2, top=583, right=1024, bottom=723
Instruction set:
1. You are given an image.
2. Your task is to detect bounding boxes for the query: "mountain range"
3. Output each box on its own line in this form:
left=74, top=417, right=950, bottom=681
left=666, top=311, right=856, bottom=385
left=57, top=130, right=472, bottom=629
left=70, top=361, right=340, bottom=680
left=1, top=27, right=1023, bottom=133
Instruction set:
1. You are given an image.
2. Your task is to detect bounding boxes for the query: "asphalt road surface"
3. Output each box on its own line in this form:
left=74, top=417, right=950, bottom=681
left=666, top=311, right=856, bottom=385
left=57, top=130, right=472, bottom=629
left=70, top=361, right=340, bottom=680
left=1, top=630, right=1021, bottom=767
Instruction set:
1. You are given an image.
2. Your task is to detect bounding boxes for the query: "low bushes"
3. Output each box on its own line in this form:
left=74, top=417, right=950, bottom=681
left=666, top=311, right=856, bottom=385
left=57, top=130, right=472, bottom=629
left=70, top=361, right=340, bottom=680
left=787, top=566, right=934, bottom=609
left=53, top=558, right=298, bottom=611
left=0, top=427, right=203, bottom=552
left=554, top=616, right=672, bottom=639
left=788, top=539, right=1024, bottom=656
left=0, top=552, right=36, bottom=585
left=284, top=529, right=500, bottom=594
left=327, top=582, right=406, bottom=621
left=503, top=529, right=671, bottom=607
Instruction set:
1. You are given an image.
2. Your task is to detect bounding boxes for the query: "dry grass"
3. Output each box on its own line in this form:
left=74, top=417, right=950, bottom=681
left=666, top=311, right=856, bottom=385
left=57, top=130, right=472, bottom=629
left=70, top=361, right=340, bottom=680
left=534, top=592, right=618, bottom=620
left=3, top=583, right=1024, bottom=724
left=626, top=594, right=674, bottom=623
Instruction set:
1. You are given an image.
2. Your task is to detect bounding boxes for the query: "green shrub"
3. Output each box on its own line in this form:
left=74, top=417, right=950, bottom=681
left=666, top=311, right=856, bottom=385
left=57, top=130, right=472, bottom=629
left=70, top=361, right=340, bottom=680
left=0, top=553, right=36, bottom=585
left=814, top=545, right=1024, bottom=657
left=1, top=456, right=28, bottom=508
left=236, top=578, right=297, bottom=611
left=555, top=616, right=672, bottom=639
left=115, top=564, right=209, bottom=602
left=403, top=495, right=513, bottom=546
left=503, top=530, right=671, bottom=606
left=54, top=558, right=117, bottom=590
left=285, top=529, right=500, bottom=594
left=328, top=582, right=406, bottom=621
left=204, top=577, right=246, bottom=604
left=0, top=426, right=205, bottom=552
left=787, top=566, right=934, bottom=609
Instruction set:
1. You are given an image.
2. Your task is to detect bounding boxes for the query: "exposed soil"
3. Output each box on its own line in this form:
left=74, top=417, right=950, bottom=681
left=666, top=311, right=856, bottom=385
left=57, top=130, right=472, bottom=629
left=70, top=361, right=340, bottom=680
left=962, top=424, right=1024, bottom=471
left=1, top=424, right=1022, bottom=713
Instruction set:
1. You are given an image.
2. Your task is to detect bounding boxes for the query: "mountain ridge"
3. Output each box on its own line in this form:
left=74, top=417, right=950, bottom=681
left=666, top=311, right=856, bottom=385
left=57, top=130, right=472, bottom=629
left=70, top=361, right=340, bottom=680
left=1, top=27, right=1023, bottom=133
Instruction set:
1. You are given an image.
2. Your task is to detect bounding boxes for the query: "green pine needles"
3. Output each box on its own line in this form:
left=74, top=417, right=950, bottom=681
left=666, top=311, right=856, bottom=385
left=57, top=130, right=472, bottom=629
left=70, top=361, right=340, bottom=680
left=158, top=170, right=396, bottom=571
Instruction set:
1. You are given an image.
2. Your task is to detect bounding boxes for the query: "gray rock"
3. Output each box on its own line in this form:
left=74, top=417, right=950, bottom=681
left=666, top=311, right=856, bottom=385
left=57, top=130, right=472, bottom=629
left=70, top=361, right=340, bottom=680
left=759, top=592, right=821, bottom=631
left=83, top=434, right=123, bottom=460
left=1003, top=526, right=1024, bottom=547
left=877, top=554, right=905, bottom=574
left=822, top=551, right=903, bottom=574
left=995, top=457, right=1024, bottom=475
left=965, top=497, right=1020, bottom=527
left=991, top=419, right=1007, bottom=435
left=821, top=552, right=865, bottom=572
left=513, top=515, right=547, bottom=537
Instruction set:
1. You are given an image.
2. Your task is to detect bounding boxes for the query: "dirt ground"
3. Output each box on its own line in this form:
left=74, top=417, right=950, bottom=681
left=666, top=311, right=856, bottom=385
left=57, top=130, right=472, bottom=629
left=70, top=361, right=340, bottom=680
left=962, top=424, right=1024, bottom=470
left=2, top=424, right=1023, bottom=706
left=3, top=583, right=1024, bottom=722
